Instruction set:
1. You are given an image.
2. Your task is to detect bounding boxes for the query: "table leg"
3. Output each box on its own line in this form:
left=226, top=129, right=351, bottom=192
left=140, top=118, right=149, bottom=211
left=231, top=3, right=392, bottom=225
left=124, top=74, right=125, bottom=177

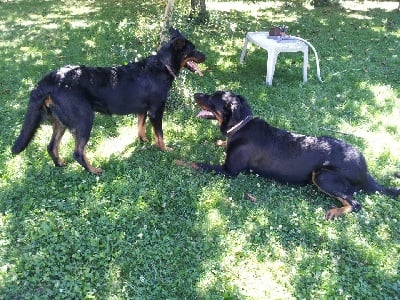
left=239, top=36, right=249, bottom=64
left=266, top=51, right=278, bottom=86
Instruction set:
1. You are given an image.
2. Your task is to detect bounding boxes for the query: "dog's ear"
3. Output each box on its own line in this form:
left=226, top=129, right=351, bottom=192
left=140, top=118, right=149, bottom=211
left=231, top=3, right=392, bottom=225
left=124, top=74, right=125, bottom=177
left=222, top=91, right=237, bottom=104
left=169, top=28, right=186, bottom=50
left=169, top=27, right=180, bottom=37
left=172, top=38, right=186, bottom=50
left=236, top=95, right=248, bottom=106
left=236, top=94, right=252, bottom=116
left=223, top=92, right=242, bottom=121
left=230, top=97, right=242, bottom=121
left=226, top=93, right=252, bottom=121
left=169, top=27, right=186, bottom=41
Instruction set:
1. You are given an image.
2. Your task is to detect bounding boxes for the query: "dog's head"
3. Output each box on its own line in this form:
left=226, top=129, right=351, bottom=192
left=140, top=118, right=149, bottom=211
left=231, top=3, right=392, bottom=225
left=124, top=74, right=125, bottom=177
left=159, top=28, right=206, bottom=76
left=194, top=91, right=253, bottom=135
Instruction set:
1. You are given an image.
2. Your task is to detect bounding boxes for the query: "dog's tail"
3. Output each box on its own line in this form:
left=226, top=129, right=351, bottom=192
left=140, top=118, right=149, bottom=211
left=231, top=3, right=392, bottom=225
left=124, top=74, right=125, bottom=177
left=11, top=82, right=52, bottom=155
left=364, top=174, right=400, bottom=199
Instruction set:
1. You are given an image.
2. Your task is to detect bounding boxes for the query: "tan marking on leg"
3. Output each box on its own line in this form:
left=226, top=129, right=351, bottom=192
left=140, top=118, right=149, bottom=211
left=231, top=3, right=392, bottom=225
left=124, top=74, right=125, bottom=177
left=137, top=114, right=148, bottom=142
left=154, top=133, right=172, bottom=151
left=215, top=140, right=227, bottom=147
left=175, top=160, right=199, bottom=170
left=73, top=138, right=102, bottom=175
left=324, top=198, right=353, bottom=220
left=48, top=119, right=67, bottom=167
left=155, top=135, right=166, bottom=150
left=312, top=171, right=353, bottom=220
left=44, top=96, right=53, bottom=107
left=312, top=170, right=332, bottom=195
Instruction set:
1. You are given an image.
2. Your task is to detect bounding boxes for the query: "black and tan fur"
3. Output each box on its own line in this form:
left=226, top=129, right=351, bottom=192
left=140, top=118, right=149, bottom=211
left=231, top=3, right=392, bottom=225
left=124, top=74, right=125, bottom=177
left=177, top=91, right=400, bottom=220
left=11, top=28, right=206, bottom=174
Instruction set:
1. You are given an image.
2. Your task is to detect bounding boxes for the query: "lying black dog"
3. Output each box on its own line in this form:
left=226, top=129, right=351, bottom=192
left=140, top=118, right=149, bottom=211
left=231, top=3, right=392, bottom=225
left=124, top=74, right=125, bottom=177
left=177, top=91, right=400, bottom=220
left=11, top=28, right=206, bottom=174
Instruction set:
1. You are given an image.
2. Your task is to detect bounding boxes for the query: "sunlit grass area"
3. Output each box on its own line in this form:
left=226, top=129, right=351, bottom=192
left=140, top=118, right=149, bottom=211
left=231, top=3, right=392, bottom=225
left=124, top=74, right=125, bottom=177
left=1, top=0, right=400, bottom=298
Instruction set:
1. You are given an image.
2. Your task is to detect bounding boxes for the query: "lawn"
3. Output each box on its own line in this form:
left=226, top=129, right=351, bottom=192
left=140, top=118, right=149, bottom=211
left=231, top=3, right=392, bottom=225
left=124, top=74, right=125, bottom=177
left=1, top=0, right=399, bottom=299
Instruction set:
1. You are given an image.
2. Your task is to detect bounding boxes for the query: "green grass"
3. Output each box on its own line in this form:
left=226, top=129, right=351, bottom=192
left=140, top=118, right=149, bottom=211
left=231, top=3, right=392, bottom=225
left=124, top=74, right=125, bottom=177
left=1, top=0, right=400, bottom=298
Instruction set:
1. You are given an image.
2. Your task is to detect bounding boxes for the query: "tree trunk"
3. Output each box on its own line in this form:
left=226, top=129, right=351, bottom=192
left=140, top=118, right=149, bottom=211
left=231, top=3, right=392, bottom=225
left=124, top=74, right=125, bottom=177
left=190, top=0, right=208, bottom=22
left=159, top=0, right=175, bottom=49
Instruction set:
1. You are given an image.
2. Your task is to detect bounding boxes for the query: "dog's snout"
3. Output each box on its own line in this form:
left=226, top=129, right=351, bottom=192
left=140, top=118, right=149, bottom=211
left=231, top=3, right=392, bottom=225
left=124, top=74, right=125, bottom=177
left=194, top=93, right=205, bottom=100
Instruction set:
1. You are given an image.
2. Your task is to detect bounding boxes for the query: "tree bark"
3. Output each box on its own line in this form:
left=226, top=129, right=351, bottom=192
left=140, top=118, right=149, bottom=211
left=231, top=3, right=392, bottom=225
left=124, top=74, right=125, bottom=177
left=190, top=0, right=208, bottom=22
left=159, top=0, right=175, bottom=49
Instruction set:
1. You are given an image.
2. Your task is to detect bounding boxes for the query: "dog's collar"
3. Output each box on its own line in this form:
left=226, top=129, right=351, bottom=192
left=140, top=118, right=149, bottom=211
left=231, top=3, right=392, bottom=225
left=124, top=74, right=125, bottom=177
left=226, top=115, right=253, bottom=137
left=165, top=64, right=177, bottom=78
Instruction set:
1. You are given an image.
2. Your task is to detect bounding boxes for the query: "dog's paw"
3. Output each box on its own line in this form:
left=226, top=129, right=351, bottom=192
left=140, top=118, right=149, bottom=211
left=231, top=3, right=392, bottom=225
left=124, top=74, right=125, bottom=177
left=175, top=159, right=188, bottom=167
left=245, top=193, right=257, bottom=203
left=88, top=166, right=103, bottom=175
left=54, top=160, right=67, bottom=167
left=175, top=160, right=199, bottom=170
left=138, top=136, right=149, bottom=143
left=154, top=140, right=173, bottom=151
left=325, top=207, right=343, bottom=220
left=215, top=139, right=227, bottom=147
left=157, top=145, right=173, bottom=151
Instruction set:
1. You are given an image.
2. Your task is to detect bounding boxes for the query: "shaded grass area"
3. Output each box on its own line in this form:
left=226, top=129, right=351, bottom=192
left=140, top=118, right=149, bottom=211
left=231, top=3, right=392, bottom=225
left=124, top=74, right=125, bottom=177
left=0, top=0, right=399, bottom=298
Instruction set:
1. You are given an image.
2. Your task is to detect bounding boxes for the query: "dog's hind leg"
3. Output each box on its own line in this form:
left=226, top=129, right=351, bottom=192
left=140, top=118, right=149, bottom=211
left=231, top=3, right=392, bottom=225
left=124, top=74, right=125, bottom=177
left=73, top=135, right=102, bottom=175
left=47, top=117, right=67, bottom=167
left=312, top=170, right=361, bottom=220
left=137, top=113, right=148, bottom=143
left=71, top=113, right=102, bottom=175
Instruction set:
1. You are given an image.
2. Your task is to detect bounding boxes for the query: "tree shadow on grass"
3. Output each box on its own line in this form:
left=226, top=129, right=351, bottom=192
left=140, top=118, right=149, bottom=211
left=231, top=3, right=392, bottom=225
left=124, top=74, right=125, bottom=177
left=0, top=142, right=230, bottom=298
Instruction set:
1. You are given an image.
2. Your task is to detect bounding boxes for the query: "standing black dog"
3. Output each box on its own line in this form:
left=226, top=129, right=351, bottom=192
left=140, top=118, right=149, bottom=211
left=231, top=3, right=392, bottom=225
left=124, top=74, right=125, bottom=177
left=11, top=28, right=206, bottom=174
left=177, top=91, right=400, bottom=220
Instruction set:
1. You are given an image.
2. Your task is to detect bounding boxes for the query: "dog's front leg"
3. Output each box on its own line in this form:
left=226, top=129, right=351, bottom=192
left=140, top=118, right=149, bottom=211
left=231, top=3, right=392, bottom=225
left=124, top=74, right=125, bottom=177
left=175, top=160, right=201, bottom=170
left=149, top=110, right=171, bottom=150
left=176, top=160, right=231, bottom=176
left=151, top=118, right=166, bottom=150
left=197, top=163, right=231, bottom=175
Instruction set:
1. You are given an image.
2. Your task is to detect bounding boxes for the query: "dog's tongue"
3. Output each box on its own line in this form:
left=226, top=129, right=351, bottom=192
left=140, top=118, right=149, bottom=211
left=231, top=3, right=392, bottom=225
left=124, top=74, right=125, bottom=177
left=186, top=61, right=203, bottom=76
left=196, top=110, right=215, bottom=119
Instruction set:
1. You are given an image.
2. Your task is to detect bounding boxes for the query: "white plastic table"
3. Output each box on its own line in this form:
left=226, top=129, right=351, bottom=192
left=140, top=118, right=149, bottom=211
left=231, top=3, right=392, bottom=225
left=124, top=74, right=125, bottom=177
left=240, top=32, right=309, bottom=86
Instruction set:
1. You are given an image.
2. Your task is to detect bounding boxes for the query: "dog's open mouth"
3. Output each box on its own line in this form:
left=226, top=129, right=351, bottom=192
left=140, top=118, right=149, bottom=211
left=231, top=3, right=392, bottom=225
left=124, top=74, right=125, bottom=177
left=185, top=60, right=203, bottom=76
left=194, top=93, right=215, bottom=119
left=183, top=50, right=206, bottom=76
left=196, top=109, right=215, bottom=119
